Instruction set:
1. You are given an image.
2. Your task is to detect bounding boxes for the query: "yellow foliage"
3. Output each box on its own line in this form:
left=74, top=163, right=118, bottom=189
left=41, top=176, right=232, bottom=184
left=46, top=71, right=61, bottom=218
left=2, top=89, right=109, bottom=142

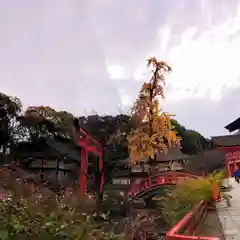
left=208, top=169, right=227, bottom=187
left=128, top=57, right=180, bottom=164
left=25, top=106, right=58, bottom=122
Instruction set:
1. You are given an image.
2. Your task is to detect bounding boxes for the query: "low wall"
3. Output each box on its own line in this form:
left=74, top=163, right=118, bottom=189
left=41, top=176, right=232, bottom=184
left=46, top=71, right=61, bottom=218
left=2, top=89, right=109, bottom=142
left=165, top=201, right=220, bottom=240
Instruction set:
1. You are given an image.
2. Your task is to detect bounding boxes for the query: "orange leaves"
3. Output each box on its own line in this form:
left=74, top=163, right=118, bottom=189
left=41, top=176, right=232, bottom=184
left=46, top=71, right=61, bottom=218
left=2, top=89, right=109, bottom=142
left=147, top=57, right=172, bottom=72
left=127, top=129, right=155, bottom=164
left=25, top=106, right=57, bottom=121
left=128, top=109, right=180, bottom=164
left=127, top=57, right=180, bottom=164
left=142, top=83, right=151, bottom=91
left=157, top=113, right=181, bottom=147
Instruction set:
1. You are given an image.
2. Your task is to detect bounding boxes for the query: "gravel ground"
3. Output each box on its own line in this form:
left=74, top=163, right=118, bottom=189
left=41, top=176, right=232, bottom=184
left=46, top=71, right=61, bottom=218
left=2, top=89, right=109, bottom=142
left=196, top=208, right=225, bottom=240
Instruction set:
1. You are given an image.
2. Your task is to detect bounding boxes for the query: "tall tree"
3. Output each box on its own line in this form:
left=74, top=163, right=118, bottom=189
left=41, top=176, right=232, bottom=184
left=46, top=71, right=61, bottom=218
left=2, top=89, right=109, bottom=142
left=0, top=92, right=22, bottom=154
left=21, top=106, right=75, bottom=141
left=172, top=119, right=211, bottom=155
left=127, top=58, right=180, bottom=164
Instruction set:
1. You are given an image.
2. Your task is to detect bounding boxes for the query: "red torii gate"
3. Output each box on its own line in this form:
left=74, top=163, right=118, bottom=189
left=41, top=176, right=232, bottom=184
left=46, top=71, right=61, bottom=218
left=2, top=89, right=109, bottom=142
left=73, top=118, right=104, bottom=196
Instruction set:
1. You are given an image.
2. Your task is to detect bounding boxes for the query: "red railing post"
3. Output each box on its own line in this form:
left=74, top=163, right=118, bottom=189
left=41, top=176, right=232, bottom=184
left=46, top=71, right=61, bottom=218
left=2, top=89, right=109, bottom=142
left=128, top=172, right=221, bottom=240
left=165, top=201, right=220, bottom=240
left=128, top=171, right=198, bottom=198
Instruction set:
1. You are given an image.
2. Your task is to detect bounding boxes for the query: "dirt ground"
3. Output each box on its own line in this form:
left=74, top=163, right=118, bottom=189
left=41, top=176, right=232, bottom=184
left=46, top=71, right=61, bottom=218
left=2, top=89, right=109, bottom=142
left=196, top=208, right=225, bottom=240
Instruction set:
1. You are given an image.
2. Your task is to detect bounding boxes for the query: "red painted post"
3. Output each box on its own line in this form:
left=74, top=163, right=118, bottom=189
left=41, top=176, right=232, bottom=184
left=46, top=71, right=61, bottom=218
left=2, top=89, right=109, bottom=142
left=212, top=181, right=221, bottom=202
left=80, top=148, right=88, bottom=196
left=74, top=118, right=104, bottom=196
left=165, top=201, right=220, bottom=240
left=98, top=148, right=104, bottom=193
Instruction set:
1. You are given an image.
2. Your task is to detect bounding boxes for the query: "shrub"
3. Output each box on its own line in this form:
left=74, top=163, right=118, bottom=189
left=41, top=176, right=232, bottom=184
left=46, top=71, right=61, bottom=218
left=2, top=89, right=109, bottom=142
left=161, top=171, right=225, bottom=226
left=0, top=167, right=125, bottom=240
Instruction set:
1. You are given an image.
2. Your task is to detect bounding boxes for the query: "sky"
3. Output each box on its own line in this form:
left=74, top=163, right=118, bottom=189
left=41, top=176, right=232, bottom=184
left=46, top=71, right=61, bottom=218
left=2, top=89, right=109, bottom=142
left=1, top=0, right=240, bottom=137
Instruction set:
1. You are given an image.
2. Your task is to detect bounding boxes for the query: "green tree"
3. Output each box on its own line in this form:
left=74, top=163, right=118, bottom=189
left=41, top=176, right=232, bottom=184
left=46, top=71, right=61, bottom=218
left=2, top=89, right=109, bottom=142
left=0, top=92, right=22, bottom=154
left=172, top=119, right=211, bottom=155
left=18, top=106, right=75, bottom=142
left=78, top=114, right=133, bottom=183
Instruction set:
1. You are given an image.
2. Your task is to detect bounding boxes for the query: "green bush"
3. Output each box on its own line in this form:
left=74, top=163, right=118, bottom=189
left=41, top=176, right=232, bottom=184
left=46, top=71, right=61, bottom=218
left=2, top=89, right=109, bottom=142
left=161, top=171, right=225, bottom=226
left=0, top=167, right=125, bottom=240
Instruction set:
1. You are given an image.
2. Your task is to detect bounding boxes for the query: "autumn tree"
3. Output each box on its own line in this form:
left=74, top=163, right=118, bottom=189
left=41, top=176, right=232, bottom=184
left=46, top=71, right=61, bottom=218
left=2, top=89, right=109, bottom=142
left=127, top=57, right=180, bottom=164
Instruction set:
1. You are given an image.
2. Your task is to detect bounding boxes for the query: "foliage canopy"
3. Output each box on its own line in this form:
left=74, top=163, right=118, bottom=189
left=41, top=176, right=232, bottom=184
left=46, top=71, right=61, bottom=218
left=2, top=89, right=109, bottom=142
left=161, top=170, right=225, bottom=225
left=0, top=167, right=125, bottom=240
left=127, top=58, right=180, bottom=164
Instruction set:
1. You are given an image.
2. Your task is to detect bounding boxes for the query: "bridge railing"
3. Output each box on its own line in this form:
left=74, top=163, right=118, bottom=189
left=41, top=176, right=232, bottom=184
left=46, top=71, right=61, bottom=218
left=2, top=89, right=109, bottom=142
left=129, top=171, right=198, bottom=198
left=165, top=201, right=220, bottom=240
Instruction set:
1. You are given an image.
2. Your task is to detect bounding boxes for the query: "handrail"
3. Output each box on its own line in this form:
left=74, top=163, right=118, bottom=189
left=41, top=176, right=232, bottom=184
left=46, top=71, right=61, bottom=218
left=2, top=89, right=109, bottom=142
left=131, top=171, right=198, bottom=187
left=165, top=201, right=220, bottom=240
left=129, top=172, right=198, bottom=198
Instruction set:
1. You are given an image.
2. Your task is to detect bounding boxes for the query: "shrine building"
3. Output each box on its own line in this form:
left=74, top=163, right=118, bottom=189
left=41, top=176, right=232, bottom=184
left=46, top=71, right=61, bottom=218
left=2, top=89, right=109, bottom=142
left=105, top=147, right=194, bottom=197
left=211, top=117, right=240, bottom=176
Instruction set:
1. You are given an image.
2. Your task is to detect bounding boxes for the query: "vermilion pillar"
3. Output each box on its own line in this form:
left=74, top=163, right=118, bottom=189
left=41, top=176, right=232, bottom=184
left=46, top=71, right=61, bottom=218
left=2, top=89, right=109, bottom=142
left=212, top=181, right=221, bottom=202
left=80, top=148, right=88, bottom=196
left=74, top=118, right=104, bottom=196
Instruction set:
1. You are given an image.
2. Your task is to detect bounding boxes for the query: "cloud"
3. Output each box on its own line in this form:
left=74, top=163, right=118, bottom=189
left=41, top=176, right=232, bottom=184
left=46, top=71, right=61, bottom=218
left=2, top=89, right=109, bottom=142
left=107, top=65, right=129, bottom=81
left=1, top=0, right=240, bottom=136
left=165, top=85, right=240, bottom=137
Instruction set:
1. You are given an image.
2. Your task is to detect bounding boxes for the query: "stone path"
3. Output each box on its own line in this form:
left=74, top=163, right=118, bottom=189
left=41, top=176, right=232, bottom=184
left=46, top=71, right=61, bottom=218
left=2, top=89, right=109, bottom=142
left=216, top=177, right=240, bottom=240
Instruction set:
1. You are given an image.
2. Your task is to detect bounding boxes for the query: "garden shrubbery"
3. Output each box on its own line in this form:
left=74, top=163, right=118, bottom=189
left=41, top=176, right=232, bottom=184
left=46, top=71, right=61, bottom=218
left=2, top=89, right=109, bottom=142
left=161, top=170, right=225, bottom=226
left=0, top=167, right=124, bottom=240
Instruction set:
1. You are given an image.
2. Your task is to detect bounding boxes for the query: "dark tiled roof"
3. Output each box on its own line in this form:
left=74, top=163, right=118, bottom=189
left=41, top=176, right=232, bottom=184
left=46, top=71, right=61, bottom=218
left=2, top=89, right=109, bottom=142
left=211, top=135, right=240, bottom=146
left=225, top=117, right=240, bottom=132
left=121, top=147, right=193, bottom=164
left=13, top=137, right=81, bottom=162
left=184, top=149, right=225, bottom=175
left=156, top=147, right=193, bottom=162
left=46, top=137, right=80, bottom=162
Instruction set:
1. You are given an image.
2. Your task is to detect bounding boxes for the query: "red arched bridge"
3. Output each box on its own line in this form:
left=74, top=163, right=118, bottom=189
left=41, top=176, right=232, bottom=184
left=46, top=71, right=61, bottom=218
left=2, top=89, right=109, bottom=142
left=128, top=171, right=199, bottom=199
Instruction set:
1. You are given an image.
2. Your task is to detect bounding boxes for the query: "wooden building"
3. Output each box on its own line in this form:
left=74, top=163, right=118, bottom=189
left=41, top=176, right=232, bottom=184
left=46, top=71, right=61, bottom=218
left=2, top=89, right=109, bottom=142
left=11, top=136, right=82, bottom=192
left=13, top=116, right=102, bottom=194
left=106, top=147, right=193, bottom=196
left=211, top=117, right=240, bottom=176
